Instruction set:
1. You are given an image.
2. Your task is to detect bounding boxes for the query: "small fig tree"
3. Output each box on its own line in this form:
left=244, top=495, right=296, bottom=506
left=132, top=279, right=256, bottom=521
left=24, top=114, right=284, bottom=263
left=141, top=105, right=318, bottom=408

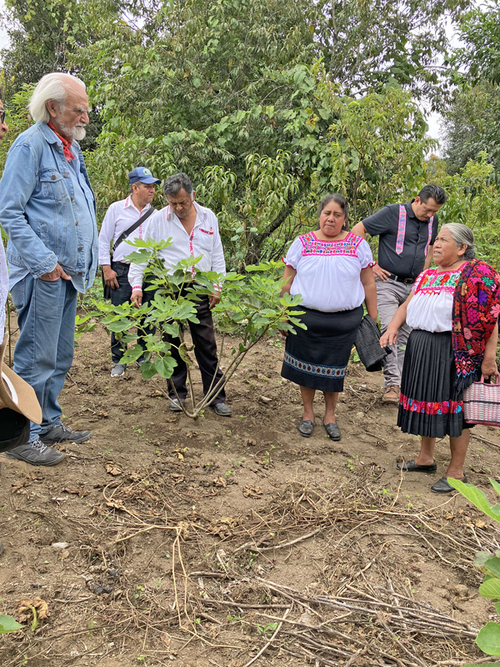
left=79, top=238, right=304, bottom=418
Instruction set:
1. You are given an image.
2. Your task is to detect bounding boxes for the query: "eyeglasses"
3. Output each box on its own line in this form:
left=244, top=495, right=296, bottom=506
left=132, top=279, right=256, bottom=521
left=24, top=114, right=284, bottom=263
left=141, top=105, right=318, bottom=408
left=0, top=109, right=6, bottom=123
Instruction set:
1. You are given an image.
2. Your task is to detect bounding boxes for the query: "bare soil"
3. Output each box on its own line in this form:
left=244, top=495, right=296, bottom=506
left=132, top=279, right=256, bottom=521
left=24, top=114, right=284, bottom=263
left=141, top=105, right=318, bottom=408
left=2, top=318, right=500, bottom=667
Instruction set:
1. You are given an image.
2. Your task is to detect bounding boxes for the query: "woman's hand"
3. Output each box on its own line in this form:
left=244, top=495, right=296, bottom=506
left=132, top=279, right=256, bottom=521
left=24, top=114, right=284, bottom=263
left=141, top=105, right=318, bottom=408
left=481, top=356, right=498, bottom=379
left=482, top=323, right=499, bottom=379
left=380, top=327, right=398, bottom=347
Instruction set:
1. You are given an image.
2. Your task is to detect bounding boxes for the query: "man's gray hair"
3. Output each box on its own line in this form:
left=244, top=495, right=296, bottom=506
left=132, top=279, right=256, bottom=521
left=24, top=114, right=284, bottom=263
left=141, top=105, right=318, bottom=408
left=441, top=223, right=476, bottom=260
left=163, top=173, right=193, bottom=198
left=29, top=73, right=86, bottom=123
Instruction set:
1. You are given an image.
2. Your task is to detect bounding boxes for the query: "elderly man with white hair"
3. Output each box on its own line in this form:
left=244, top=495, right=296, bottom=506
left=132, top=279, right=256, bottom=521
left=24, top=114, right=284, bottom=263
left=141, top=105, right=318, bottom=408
left=0, top=72, right=98, bottom=466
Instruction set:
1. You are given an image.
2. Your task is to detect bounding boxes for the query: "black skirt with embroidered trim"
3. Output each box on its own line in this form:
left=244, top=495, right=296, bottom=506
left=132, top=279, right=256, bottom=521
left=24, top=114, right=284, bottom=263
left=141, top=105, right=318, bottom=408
left=398, top=329, right=471, bottom=438
left=281, top=305, right=363, bottom=393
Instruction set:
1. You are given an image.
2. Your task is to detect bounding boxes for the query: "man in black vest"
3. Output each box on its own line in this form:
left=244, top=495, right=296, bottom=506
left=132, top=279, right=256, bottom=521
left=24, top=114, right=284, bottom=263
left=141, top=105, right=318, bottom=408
left=98, top=167, right=160, bottom=376
left=351, top=185, right=446, bottom=403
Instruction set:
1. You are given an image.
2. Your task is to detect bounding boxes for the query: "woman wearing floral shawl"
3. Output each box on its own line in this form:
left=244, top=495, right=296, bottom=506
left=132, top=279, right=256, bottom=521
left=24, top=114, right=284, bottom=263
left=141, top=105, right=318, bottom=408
left=381, top=224, right=500, bottom=493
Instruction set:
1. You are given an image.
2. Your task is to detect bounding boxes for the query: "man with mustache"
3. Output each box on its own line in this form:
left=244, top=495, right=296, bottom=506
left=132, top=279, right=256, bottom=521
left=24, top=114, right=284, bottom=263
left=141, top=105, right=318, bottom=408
left=0, top=72, right=98, bottom=466
left=129, top=173, right=232, bottom=417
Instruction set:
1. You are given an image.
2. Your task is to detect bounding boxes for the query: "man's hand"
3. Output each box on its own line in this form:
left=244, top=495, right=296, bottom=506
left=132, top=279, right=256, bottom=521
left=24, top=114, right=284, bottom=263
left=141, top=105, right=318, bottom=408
left=209, top=291, right=221, bottom=309
left=102, top=264, right=119, bottom=290
left=40, top=263, right=71, bottom=281
left=372, top=263, right=391, bottom=281
left=131, top=290, right=143, bottom=307
left=481, top=357, right=498, bottom=379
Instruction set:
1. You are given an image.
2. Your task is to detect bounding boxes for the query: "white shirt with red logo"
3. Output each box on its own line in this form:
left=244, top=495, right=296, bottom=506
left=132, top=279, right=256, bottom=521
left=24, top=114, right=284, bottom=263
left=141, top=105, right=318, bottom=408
left=128, top=202, right=226, bottom=291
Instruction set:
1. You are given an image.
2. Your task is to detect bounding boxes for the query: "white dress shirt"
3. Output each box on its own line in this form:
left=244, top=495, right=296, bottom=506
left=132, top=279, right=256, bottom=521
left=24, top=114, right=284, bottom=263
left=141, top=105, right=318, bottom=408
left=98, top=195, right=152, bottom=265
left=128, top=202, right=226, bottom=291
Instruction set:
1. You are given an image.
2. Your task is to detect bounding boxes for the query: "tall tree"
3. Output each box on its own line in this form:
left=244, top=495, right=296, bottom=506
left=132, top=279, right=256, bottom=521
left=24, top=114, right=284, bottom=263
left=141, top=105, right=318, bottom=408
left=316, top=0, right=471, bottom=106
left=443, top=83, right=500, bottom=174
left=0, top=0, right=121, bottom=94
left=0, top=0, right=450, bottom=263
left=443, top=3, right=500, bottom=172
left=452, top=4, right=500, bottom=84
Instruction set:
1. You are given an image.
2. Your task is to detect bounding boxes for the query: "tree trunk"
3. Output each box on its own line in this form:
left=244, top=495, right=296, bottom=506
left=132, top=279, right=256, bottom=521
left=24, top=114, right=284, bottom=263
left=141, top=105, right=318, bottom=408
left=245, top=190, right=302, bottom=265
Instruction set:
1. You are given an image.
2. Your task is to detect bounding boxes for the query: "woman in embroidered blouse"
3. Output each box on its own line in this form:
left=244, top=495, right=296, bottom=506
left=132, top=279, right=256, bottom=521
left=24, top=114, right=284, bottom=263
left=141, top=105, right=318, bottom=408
left=281, top=194, right=377, bottom=441
left=381, top=223, right=500, bottom=493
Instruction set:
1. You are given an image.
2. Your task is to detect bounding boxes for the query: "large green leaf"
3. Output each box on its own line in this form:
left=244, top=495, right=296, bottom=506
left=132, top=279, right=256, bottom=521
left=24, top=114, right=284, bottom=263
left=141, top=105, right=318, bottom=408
left=476, top=552, right=495, bottom=568
left=107, top=320, right=133, bottom=333
left=480, top=579, right=500, bottom=600
left=0, top=615, right=23, bottom=633
left=448, top=479, right=500, bottom=522
left=484, top=558, right=500, bottom=579
left=139, top=362, right=157, bottom=379
left=477, top=622, right=500, bottom=657
left=155, top=355, right=178, bottom=379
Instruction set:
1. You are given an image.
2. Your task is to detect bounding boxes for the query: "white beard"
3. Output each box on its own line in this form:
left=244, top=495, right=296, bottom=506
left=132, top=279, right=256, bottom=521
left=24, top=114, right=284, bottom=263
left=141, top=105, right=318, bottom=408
left=72, top=125, right=87, bottom=142
left=58, top=121, right=86, bottom=142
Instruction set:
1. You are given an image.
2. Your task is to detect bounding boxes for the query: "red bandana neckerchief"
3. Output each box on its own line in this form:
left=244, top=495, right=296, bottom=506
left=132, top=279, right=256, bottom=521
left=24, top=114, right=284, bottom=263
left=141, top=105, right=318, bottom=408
left=47, top=122, right=75, bottom=161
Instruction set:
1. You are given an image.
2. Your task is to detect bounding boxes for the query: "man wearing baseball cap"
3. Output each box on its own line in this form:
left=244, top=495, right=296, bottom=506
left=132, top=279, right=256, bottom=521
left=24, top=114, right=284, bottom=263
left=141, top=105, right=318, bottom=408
left=99, top=166, right=161, bottom=376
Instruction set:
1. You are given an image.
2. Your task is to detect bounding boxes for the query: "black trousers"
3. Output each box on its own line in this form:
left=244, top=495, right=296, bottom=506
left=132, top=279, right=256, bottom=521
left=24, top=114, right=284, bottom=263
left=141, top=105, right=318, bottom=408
left=162, top=295, right=226, bottom=405
left=109, top=262, right=147, bottom=364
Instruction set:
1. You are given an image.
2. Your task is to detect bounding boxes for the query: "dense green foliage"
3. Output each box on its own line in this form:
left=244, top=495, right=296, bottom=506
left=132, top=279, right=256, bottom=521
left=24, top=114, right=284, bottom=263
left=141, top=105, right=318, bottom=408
left=1, top=0, right=120, bottom=90
left=73, top=0, right=442, bottom=265
left=443, top=83, right=500, bottom=175
left=3, top=0, right=500, bottom=269
left=444, top=4, right=500, bottom=175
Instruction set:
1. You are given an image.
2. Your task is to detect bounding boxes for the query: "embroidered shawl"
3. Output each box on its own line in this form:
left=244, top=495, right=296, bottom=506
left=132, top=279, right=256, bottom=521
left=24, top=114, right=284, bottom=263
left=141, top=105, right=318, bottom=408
left=452, top=259, right=500, bottom=391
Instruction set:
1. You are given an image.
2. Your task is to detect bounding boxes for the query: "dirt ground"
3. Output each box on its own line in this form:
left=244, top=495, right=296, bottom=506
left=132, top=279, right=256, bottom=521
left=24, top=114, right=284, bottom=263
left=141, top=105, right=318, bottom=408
left=2, top=317, right=500, bottom=667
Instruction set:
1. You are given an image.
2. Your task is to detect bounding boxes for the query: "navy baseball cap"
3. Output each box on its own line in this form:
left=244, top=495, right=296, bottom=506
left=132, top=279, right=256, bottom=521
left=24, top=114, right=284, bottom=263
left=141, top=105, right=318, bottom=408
left=128, top=167, right=161, bottom=185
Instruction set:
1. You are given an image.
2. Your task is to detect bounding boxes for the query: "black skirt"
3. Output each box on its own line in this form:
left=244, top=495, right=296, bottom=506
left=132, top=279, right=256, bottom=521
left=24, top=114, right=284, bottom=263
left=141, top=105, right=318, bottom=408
left=398, top=329, right=470, bottom=438
left=281, top=305, right=363, bottom=392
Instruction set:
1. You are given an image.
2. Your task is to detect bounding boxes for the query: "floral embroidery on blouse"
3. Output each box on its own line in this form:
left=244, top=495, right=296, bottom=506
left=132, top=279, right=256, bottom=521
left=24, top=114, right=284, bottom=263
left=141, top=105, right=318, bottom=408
left=299, top=231, right=363, bottom=257
left=415, top=269, right=461, bottom=295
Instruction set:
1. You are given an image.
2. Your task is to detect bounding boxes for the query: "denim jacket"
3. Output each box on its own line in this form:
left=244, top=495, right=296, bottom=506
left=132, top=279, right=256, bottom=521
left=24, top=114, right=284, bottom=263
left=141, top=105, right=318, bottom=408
left=0, top=122, right=98, bottom=285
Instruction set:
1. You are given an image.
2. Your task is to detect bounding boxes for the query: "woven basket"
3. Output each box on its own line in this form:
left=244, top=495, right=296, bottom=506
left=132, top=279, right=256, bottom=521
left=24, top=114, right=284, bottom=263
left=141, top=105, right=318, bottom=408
left=463, top=376, right=500, bottom=427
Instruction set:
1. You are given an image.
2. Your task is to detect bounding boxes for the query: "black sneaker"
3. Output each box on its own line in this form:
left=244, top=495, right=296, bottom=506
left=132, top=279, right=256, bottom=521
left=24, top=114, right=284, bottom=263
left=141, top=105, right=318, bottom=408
left=40, top=423, right=92, bottom=444
left=4, top=438, right=65, bottom=466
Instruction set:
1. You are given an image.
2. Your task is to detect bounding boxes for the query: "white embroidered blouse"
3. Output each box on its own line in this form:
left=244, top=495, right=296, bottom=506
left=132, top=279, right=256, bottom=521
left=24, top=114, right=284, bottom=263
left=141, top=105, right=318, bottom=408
left=283, top=231, right=374, bottom=312
left=407, top=268, right=461, bottom=332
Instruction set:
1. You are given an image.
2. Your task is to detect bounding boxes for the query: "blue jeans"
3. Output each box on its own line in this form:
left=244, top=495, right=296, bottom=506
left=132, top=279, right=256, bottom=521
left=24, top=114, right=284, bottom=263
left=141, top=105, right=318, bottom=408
left=10, top=275, right=77, bottom=442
